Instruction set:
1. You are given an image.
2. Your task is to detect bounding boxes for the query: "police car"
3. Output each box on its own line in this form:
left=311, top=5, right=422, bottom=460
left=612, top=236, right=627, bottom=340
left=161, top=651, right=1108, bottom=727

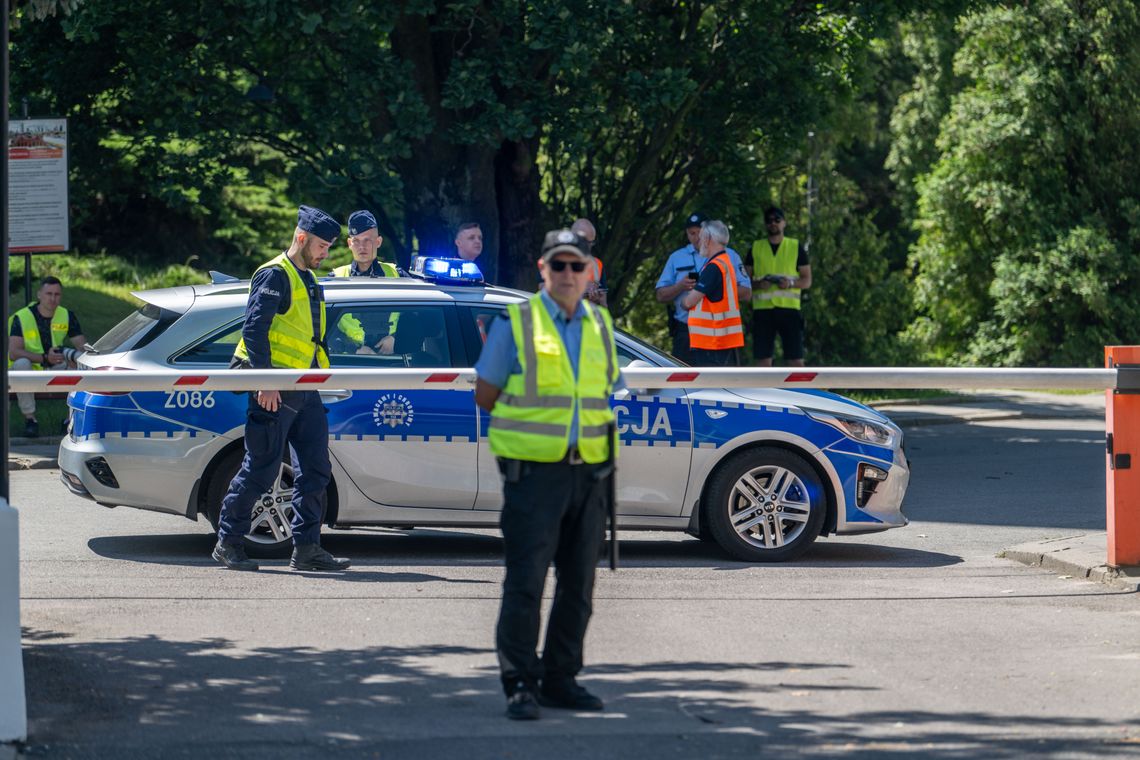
left=58, top=259, right=909, bottom=562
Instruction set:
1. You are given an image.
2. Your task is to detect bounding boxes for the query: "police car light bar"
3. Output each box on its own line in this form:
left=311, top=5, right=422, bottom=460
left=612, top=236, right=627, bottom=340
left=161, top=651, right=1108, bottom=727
left=6, top=366, right=1117, bottom=394
left=410, top=256, right=484, bottom=285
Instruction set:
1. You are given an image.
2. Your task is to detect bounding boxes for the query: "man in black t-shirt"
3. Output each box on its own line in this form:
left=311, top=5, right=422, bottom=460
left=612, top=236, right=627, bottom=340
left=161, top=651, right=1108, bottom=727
left=8, top=276, right=87, bottom=437
left=747, top=206, right=812, bottom=366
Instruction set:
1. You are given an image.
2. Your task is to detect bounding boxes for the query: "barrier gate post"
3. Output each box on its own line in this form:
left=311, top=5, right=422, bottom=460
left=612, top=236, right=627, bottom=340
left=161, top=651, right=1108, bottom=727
left=1105, top=346, right=1140, bottom=567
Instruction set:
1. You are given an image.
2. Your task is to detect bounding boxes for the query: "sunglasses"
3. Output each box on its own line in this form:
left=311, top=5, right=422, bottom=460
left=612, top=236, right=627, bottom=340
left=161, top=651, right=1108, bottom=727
left=548, top=259, right=588, bottom=272
left=766, top=217, right=783, bottom=224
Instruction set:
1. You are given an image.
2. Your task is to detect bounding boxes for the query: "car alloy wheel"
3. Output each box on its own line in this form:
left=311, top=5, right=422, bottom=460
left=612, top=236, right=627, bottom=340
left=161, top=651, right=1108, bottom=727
left=705, top=447, right=826, bottom=562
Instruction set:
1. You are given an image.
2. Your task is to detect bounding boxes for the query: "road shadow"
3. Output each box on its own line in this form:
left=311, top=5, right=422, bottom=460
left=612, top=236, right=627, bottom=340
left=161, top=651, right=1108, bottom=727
left=20, top=628, right=1137, bottom=759
left=901, top=419, right=1107, bottom=529
left=85, top=530, right=960, bottom=570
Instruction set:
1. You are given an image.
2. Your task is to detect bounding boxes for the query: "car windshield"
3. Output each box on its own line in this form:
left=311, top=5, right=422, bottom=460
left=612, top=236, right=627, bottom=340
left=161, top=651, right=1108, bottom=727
left=615, top=329, right=683, bottom=368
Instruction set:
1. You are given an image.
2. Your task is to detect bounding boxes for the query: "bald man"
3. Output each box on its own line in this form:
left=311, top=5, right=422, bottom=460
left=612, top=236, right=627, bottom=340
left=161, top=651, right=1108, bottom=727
left=570, top=218, right=606, bottom=307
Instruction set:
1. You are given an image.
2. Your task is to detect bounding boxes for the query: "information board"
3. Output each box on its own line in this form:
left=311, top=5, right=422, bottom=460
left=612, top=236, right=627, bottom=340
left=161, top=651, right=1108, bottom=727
left=8, top=118, right=69, bottom=253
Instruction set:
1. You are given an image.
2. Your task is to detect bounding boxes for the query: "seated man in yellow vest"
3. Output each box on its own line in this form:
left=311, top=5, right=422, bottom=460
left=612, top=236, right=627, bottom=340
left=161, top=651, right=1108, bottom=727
left=8, top=276, right=87, bottom=437
left=747, top=206, right=812, bottom=367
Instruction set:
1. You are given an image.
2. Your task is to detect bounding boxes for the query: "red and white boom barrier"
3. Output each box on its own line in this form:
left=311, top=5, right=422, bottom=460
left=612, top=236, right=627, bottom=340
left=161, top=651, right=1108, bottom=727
left=10, top=360, right=1138, bottom=568
left=4, top=366, right=1119, bottom=393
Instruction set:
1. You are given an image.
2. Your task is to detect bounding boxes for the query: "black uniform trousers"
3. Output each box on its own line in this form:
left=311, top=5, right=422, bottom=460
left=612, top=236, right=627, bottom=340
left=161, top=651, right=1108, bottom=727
left=496, top=457, right=608, bottom=694
left=218, top=389, right=331, bottom=547
left=670, top=325, right=692, bottom=364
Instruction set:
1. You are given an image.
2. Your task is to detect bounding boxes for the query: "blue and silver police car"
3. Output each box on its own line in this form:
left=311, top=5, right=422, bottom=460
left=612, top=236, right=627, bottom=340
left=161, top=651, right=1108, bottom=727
left=58, top=259, right=909, bottom=562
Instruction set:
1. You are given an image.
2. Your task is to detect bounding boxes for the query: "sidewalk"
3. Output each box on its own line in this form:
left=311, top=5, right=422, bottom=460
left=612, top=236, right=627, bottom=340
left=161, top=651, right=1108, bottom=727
left=1001, top=534, right=1140, bottom=592
left=7, top=436, right=61, bottom=471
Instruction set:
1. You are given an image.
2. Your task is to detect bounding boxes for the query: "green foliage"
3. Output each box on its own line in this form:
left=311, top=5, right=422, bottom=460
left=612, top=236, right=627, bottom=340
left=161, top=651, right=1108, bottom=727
left=904, top=0, right=1140, bottom=366
left=9, top=255, right=209, bottom=340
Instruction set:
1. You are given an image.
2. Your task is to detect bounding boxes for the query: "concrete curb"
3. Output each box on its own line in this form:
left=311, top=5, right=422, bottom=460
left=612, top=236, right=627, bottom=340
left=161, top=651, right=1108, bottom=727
left=1001, top=534, right=1140, bottom=592
left=6, top=457, right=56, bottom=472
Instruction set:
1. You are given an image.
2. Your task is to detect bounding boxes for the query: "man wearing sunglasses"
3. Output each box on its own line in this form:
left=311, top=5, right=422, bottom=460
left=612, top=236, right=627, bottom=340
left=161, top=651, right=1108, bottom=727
left=475, top=229, right=625, bottom=721
left=747, top=206, right=812, bottom=366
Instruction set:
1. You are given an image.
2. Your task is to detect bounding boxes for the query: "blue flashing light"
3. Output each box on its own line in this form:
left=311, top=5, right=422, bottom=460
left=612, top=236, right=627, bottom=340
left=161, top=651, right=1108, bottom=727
left=411, top=256, right=485, bottom=285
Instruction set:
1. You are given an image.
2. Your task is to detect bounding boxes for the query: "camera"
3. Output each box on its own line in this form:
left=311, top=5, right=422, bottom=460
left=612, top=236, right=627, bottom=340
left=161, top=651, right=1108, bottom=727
left=57, top=346, right=83, bottom=364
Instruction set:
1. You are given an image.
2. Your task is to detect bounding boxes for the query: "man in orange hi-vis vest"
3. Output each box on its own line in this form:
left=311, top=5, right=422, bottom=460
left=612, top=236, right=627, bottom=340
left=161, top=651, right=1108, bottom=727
left=681, top=220, right=746, bottom=366
left=571, top=218, right=606, bottom=307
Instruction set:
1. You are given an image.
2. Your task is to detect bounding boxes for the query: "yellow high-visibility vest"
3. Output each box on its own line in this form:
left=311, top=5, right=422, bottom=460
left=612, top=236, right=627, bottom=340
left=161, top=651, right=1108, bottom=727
left=8, top=305, right=69, bottom=369
left=751, top=237, right=801, bottom=310
left=331, top=261, right=399, bottom=278
left=488, top=294, right=619, bottom=463
left=234, top=253, right=329, bottom=369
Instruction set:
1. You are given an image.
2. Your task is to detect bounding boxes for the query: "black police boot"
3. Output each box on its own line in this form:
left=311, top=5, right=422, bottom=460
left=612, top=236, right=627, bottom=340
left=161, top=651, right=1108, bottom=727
left=506, top=681, right=540, bottom=721
left=212, top=540, right=259, bottom=572
left=290, top=544, right=351, bottom=572
left=24, top=419, right=39, bottom=438
left=538, top=678, right=604, bottom=711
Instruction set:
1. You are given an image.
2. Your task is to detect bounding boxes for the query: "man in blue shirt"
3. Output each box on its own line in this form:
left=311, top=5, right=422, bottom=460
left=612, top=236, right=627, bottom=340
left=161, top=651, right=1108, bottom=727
left=654, top=212, right=751, bottom=363
left=475, top=229, right=625, bottom=721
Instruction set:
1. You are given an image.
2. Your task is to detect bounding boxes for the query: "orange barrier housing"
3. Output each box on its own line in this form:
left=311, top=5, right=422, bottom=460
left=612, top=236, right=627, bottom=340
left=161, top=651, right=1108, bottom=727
left=1105, top=346, right=1140, bottom=567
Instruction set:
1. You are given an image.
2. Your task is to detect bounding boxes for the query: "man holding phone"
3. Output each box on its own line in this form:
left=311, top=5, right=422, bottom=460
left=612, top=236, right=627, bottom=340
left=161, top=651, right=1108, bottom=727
left=655, top=213, right=751, bottom=363
left=747, top=206, right=812, bottom=367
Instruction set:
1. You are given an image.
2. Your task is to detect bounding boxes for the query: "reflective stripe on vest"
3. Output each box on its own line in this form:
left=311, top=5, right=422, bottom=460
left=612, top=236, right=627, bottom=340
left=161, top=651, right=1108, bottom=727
left=689, top=255, right=744, bottom=350
left=8, top=305, right=69, bottom=369
left=331, top=261, right=399, bottom=278
left=233, top=253, right=329, bottom=369
left=751, top=237, right=801, bottom=310
left=488, top=294, right=618, bottom=463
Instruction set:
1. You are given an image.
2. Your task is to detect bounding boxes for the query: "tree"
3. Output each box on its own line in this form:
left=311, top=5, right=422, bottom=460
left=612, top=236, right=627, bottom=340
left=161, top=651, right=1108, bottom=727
left=905, top=0, right=1140, bottom=366
left=13, top=1, right=914, bottom=302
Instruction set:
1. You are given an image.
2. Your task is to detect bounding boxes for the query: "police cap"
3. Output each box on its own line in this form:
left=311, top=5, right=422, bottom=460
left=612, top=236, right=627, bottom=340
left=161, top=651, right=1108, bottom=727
left=348, top=210, right=377, bottom=236
left=684, top=212, right=707, bottom=229
left=297, top=205, right=340, bottom=242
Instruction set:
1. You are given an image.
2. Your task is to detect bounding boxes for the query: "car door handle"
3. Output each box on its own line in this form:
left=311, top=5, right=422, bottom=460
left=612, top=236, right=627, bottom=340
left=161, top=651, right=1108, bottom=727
left=319, top=389, right=353, bottom=403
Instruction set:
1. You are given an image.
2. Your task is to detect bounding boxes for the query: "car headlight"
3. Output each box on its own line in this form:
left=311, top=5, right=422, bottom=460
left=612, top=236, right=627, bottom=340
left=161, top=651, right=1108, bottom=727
left=806, top=411, right=899, bottom=448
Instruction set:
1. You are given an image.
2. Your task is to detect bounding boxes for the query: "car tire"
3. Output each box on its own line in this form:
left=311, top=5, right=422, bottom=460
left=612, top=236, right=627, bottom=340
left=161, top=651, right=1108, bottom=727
left=204, top=448, right=295, bottom=559
left=704, top=447, right=826, bottom=563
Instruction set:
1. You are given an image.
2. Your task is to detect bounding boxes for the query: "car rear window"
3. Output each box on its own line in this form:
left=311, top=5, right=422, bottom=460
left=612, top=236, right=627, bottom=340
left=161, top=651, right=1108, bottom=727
left=172, top=322, right=242, bottom=365
left=90, top=303, right=174, bottom=354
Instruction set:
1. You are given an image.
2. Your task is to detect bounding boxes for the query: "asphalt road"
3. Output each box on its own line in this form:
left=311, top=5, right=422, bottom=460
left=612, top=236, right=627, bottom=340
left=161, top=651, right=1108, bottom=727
left=12, top=403, right=1140, bottom=759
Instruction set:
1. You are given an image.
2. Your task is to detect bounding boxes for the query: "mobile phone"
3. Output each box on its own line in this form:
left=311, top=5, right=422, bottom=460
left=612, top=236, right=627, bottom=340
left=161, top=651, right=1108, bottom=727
left=687, top=271, right=699, bottom=281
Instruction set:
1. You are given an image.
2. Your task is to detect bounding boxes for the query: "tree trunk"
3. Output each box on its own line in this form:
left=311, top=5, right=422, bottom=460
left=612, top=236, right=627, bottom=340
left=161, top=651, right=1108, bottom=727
left=495, top=137, right=545, bottom=291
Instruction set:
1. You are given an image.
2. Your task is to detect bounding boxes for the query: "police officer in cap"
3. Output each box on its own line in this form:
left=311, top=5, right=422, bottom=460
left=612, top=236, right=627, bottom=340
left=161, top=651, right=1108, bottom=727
left=475, top=228, right=625, bottom=720
left=330, top=210, right=401, bottom=355
left=331, top=210, right=400, bottom=277
left=212, top=205, right=352, bottom=573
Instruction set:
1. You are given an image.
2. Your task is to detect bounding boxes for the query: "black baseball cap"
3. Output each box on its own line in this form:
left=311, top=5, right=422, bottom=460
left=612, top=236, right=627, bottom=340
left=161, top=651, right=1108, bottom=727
left=540, top=229, right=591, bottom=261
left=765, top=206, right=785, bottom=222
left=684, top=212, right=707, bottom=229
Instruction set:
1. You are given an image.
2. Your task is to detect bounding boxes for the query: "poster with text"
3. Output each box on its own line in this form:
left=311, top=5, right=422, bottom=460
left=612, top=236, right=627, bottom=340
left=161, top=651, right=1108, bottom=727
left=8, top=118, right=69, bottom=253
